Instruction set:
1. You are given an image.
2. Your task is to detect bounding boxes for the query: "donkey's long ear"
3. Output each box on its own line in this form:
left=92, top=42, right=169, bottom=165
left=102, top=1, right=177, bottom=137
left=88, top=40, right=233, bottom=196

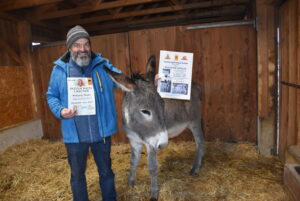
left=146, top=55, right=156, bottom=81
left=105, top=68, right=136, bottom=92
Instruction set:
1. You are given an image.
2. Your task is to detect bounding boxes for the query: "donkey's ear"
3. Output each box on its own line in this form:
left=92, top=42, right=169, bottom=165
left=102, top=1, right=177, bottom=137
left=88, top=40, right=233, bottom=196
left=146, top=55, right=156, bottom=81
left=105, top=68, right=136, bottom=92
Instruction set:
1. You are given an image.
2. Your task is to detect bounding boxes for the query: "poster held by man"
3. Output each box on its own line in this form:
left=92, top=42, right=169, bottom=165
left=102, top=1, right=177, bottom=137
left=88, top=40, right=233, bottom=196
left=67, top=77, right=96, bottom=116
left=157, top=50, right=193, bottom=100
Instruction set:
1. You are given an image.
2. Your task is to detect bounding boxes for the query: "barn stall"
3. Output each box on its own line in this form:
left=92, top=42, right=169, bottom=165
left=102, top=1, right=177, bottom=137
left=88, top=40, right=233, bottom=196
left=0, top=0, right=299, bottom=200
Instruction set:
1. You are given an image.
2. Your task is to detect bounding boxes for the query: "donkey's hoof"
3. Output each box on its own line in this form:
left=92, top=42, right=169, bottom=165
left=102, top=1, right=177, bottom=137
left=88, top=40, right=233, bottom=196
left=189, top=168, right=199, bottom=176
left=128, top=180, right=135, bottom=186
left=150, top=198, right=158, bottom=201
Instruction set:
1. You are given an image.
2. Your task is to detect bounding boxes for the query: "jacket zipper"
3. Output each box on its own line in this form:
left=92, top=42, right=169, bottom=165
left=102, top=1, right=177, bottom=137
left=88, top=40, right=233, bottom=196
left=95, top=70, right=106, bottom=144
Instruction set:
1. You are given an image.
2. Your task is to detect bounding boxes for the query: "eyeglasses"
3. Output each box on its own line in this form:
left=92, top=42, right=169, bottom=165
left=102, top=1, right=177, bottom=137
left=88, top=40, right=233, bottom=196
left=72, top=42, right=90, bottom=49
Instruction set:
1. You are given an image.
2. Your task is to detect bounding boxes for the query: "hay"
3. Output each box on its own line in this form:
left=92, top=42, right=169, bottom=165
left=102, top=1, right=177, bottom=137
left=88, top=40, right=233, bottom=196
left=0, top=139, right=291, bottom=201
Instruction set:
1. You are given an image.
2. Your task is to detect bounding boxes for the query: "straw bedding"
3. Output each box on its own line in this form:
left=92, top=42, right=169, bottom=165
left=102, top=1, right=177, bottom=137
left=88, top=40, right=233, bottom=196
left=0, top=139, right=290, bottom=201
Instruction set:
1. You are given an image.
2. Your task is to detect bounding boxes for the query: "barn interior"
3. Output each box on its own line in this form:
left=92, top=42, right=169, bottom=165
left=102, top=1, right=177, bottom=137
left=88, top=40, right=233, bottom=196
left=0, top=0, right=299, bottom=200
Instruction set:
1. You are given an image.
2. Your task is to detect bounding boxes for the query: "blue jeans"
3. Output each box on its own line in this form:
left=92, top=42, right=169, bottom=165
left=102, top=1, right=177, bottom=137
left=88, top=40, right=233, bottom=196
left=65, top=137, right=117, bottom=201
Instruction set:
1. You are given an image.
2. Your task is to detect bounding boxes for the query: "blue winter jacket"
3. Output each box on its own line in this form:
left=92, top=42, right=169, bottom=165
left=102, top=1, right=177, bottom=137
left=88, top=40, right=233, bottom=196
left=46, top=51, right=122, bottom=143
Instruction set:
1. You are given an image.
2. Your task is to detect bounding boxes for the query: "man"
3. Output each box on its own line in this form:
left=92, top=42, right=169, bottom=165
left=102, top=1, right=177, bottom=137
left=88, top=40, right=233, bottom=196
left=46, top=25, right=121, bottom=201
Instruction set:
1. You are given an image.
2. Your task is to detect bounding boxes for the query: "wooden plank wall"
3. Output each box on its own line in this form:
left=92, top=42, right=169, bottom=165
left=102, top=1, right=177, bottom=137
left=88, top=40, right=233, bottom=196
left=0, top=18, right=36, bottom=130
left=129, top=25, right=257, bottom=142
left=0, top=18, right=20, bottom=66
left=32, top=44, right=66, bottom=140
left=279, top=0, right=300, bottom=161
left=89, top=33, right=130, bottom=144
left=34, top=24, right=257, bottom=143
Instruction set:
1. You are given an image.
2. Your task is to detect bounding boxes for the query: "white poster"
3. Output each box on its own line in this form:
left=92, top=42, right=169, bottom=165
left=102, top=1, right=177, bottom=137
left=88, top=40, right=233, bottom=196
left=157, top=50, right=194, bottom=100
left=67, top=77, right=96, bottom=116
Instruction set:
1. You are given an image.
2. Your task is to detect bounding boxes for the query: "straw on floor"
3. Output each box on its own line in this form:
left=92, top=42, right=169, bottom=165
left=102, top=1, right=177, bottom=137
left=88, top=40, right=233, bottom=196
left=0, top=139, right=290, bottom=201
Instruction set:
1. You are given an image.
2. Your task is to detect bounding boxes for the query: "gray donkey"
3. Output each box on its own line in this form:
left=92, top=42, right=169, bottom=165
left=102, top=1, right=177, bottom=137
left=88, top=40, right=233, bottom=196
left=106, top=56, right=204, bottom=201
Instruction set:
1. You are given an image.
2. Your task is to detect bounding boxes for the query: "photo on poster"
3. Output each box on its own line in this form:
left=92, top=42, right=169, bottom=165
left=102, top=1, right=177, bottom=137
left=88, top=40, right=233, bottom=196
left=160, top=80, right=172, bottom=93
left=162, top=69, right=171, bottom=78
left=172, top=83, right=188, bottom=95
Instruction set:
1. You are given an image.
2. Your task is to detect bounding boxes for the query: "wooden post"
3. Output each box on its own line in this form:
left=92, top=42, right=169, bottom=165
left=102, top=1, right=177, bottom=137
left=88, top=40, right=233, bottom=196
left=17, top=21, right=39, bottom=118
left=256, top=0, right=277, bottom=154
left=278, top=0, right=300, bottom=162
left=297, top=0, right=300, bottom=146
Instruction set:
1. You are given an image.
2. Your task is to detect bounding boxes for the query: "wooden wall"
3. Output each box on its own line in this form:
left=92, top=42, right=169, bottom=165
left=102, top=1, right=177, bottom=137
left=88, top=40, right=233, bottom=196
left=35, top=24, right=257, bottom=143
left=279, top=0, right=300, bottom=160
left=0, top=18, right=36, bottom=130
left=92, top=33, right=130, bottom=144
left=129, top=25, right=257, bottom=142
left=32, top=44, right=66, bottom=140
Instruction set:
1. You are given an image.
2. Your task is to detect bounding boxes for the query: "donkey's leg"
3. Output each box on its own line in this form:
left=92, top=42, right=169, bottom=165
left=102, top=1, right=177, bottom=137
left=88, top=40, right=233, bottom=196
left=146, top=145, right=159, bottom=201
left=128, top=140, right=143, bottom=185
left=187, top=121, right=204, bottom=175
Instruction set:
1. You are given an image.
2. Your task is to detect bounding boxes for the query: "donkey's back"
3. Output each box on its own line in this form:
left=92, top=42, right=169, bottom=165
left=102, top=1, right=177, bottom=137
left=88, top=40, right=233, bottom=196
left=164, top=83, right=203, bottom=139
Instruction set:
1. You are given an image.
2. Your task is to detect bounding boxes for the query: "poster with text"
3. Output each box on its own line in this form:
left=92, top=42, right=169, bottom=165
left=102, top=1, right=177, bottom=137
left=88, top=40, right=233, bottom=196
left=67, top=77, right=96, bottom=116
left=157, top=50, right=193, bottom=100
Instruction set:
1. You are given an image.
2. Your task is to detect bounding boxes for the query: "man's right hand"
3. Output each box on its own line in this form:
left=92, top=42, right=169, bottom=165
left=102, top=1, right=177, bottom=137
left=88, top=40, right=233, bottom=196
left=154, top=74, right=160, bottom=86
left=61, top=107, right=77, bottom=118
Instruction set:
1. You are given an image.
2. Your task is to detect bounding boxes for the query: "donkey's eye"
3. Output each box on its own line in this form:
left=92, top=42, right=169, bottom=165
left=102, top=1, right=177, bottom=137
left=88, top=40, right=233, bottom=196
left=140, top=109, right=151, bottom=117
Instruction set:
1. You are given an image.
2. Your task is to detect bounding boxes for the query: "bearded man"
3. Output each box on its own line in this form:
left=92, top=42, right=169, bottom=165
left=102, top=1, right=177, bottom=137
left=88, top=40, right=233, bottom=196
left=46, top=25, right=121, bottom=201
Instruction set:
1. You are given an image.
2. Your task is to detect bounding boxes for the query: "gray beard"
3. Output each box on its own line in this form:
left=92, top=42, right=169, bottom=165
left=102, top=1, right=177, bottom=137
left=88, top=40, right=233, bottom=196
left=70, top=51, right=91, bottom=67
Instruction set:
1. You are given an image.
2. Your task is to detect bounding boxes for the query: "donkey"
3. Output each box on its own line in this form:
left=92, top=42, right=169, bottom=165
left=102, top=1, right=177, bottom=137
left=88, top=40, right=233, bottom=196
left=106, top=56, right=204, bottom=201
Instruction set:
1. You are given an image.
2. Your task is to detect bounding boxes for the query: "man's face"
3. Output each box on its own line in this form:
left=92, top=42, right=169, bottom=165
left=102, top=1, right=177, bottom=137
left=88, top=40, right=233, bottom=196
left=70, top=38, right=91, bottom=67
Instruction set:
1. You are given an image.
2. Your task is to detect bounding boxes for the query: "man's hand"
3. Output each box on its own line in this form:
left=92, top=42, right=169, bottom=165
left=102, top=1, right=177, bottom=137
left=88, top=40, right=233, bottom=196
left=61, top=107, right=77, bottom=118
left=154, top=74, right=160, bottom=87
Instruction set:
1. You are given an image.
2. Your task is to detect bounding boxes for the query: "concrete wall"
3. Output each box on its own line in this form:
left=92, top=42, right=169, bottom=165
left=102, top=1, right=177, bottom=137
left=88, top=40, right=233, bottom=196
left=0, top=119, right=43, bottom=150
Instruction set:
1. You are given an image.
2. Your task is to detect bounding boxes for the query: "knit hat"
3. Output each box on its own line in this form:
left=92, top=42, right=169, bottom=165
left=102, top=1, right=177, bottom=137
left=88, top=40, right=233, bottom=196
left=66, top=25, right=90, bottom=49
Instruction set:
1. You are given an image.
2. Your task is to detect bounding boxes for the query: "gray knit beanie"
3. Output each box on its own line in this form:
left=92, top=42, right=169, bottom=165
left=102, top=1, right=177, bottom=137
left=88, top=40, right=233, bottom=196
left=66, top=25, right=90, bottom=49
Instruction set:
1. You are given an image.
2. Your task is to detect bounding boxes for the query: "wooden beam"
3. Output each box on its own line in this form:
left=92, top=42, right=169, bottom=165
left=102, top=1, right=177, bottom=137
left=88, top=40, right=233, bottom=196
left=89, top=14, right=242, bottom=35
left=33, top=0, right=164, bottom=20
left=62, top=0, right=249, bottom=26
left=0, top=39, right=23, bottom=65
left=107, top=7, right=123, bottom=15
left=88, top=0, right=102, bottom=6
left=297, top=0, right=300, bottom=145
left=167, top=0, right=182, bottom=5
left=0, top=5, right=61, bottom=31
left=17, top=21, right=39, bottom=117
left=85, top=5, right=245, bottom=31
left=0, top=11, right=21, bottom=21
left=32, top=3, right=59, bottom=18
left=0, top=0, right=63, bottom=11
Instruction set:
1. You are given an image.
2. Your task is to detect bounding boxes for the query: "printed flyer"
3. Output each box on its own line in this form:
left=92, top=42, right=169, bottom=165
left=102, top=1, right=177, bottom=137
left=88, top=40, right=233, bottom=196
left=67, top=77, right=96, bottom=115
left=157, top=50, right=193, bottom=100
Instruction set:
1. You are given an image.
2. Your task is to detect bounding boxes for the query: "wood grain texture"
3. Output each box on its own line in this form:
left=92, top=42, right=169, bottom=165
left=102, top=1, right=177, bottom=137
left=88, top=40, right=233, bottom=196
left=129, top=25, right=257, bottom=142
left=34, top=24, right=257, bottom=143
left=0, top=66, right=34, bottom=129
left=279, top=0, right=300, bottom=161
left=0, top=18, right=20, bottom=66
left=33, top=44, right=66, bottom=140
left=0, top=19, right=36, bottom=130
left=256, top=0, right=276, bottom=118
left=91, top=33, right=130, bottom=144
